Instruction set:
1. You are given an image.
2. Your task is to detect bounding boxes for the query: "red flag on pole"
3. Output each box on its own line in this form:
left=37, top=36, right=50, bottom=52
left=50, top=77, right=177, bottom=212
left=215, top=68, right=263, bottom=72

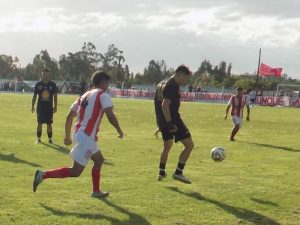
left=259, top=63, right=283, bottom=77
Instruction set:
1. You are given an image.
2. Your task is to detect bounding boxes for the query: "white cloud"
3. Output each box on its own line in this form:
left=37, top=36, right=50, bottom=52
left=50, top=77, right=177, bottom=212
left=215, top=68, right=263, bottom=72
left=0, top=8, right=126, bottom=34
left=134, top=7, right=300, bottom=48
left=1, top=0, right=300, bottom=78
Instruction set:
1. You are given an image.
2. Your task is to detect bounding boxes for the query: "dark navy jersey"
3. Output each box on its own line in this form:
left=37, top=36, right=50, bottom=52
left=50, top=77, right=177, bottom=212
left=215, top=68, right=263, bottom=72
left=154, top=77, right=181, bottom=125
left=34, top=80, right=57, bottom=106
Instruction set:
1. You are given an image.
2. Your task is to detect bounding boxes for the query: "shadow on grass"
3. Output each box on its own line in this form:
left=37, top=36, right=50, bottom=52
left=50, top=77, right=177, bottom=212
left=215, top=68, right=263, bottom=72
left=250, top=198, right=279, bottom=207
left=40, top=199, right=151, bottom=225
left=0, top=152, right=41, bottom=167
left=40, top=203, right=120, bottom=223
left=243, top=142, right=300, bottom=153
left=40, top=142, right=70, bottom=155
left=167, top=187, right=281, bottom=225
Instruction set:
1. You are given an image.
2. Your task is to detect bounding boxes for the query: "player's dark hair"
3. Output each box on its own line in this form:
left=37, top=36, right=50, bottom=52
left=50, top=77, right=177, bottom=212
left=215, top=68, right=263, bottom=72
left=91, top=71, right=111, bottom=86
left=175, top=65, right=192, bottom=76
left=42, top=68, right=50, bottom=73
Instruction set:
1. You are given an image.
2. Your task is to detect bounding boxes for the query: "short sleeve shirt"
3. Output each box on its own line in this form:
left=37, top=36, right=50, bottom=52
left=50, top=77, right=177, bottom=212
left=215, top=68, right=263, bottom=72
left=34, top=80, right=57, bottom=106
left=154, top=78, right=181, bottom=125
left=228, top=95, right=249, bottom=117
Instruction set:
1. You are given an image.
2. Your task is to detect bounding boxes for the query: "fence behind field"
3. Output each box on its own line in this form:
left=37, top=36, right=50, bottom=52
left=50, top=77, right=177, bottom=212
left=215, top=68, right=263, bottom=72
left=110, top=89, right=300, bottom=107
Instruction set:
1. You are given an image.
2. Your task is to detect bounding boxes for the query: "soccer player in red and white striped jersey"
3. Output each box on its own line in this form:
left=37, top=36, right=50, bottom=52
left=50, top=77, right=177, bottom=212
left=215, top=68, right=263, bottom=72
left=225, top=87, right=250, bottom=141
left=33, top=71, right=124, bottom=198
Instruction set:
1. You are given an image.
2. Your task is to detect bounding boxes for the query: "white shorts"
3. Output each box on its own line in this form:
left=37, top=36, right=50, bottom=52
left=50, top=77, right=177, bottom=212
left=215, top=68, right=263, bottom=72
left=232, top=116, right=243, bottom=127
left=69, top=131, right=100, bottom=166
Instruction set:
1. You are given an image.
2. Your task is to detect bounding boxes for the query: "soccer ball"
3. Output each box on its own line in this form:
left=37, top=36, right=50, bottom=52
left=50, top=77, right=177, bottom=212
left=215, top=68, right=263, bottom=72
left=211, top=147, right=225, bottom=162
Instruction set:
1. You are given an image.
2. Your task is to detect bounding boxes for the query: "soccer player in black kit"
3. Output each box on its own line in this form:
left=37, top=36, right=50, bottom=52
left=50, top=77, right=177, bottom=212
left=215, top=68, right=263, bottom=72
left=154, top=65, right=194, bottom=184
left=31, top=68, right=58, bottom=144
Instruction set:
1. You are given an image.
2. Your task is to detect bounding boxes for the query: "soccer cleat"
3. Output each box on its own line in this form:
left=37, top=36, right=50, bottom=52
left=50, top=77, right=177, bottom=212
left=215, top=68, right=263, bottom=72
left=172, top=173, right=192, bottom=184
left=35, top=139, right=41, bottom=144
left=157, top=173, right=167, bottom=181
left=48, top=139, right=53, bottom=144
left=91, top=191, right=109, bottom=198
left=33, top=170, right=44, bottom=192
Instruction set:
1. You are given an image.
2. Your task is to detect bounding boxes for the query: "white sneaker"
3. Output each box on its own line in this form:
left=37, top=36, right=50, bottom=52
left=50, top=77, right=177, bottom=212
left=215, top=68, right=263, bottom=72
left=157, top=173, right=167, bottom=181
left=91, top=191, right=109, bottom=198
left=172, top=173, right=192, bottom=184
left=33, top=170, right=44, bottom=192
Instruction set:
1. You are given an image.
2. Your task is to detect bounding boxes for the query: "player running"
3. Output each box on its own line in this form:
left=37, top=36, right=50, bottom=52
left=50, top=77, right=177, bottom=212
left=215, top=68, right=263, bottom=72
left=33, top=71, right=124, bottom=198
left=225, top=87, right=250, bottom=141
left=155, top=65, right=194, bottom=184
left=31, top=68, right=58, bottom=144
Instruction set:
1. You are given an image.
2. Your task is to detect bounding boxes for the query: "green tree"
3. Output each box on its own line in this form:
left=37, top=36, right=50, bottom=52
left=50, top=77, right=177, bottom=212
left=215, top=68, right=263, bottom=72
left=99, top=44, right=125, bottom=83
left=24, top=50, right=59, bottom=80
left=234, top=78, right=256, bottom=90
left=143, top=60, right=165, bottom=84
left=227, top=63, right=232, bottom=76
left=0, top=55, right=20, bottom=79
left=58, top=42, right=100, bottom=81
left=223, top=75, right=238, bottom=88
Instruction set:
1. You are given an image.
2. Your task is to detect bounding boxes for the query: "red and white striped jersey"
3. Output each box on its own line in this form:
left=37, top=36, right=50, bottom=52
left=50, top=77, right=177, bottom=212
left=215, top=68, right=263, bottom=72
left=228, top=95, right=249, bottom=117
left=74, top=89, right=113, bottom=141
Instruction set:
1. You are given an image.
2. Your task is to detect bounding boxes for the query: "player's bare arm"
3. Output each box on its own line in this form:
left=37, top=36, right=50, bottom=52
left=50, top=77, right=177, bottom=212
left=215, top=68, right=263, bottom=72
left=53, top=93, right=58, bottom=113
left=246, top=105, right=250, bottom=122
left=225, top=105, right=231, bottom=120
left=104, top=107, right=124, bottom=138
left=31, top=94, right=37, bottom=113
left=162, top=98, right=178, bottom=133
left=64, top=110, right=77, bottom=145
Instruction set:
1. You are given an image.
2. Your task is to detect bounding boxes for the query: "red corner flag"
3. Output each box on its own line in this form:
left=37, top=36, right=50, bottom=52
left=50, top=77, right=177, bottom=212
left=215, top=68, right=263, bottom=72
left=259, top=63, right=283, bottom=77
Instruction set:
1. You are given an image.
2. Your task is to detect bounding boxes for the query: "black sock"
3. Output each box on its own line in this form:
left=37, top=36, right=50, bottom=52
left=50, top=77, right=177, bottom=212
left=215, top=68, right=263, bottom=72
left=175, top=162, right=185, bottom=175
left=159, top=162, right=166, bottom=175
left=47, top=132, right=52, bottom=139
left=37, top=131, right=42, bottom=139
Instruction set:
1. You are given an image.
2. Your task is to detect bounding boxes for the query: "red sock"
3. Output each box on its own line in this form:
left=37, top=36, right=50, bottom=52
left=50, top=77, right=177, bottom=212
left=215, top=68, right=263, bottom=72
left=43, top=167, right=71, bottom=179
left=92, top=167, right=100, bottom=192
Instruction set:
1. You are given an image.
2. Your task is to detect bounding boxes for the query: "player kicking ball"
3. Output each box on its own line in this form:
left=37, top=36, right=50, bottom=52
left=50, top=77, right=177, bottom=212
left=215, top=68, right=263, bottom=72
left=33, top=71, right=124, bottom=198
left=154, top=65, right=194, bottom=184
left=225, top=87, right=250, bottom=141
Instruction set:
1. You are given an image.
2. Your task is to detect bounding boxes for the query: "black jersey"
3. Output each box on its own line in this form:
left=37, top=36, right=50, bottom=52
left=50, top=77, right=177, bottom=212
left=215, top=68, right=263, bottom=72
left=154, top=77, right=181, bottom=125
left=34, top=80, right=57, bottom=107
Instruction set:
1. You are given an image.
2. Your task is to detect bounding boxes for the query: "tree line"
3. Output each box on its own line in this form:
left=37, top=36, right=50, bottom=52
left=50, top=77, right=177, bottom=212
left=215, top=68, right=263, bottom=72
left=1, top=42, right=299, bottom=90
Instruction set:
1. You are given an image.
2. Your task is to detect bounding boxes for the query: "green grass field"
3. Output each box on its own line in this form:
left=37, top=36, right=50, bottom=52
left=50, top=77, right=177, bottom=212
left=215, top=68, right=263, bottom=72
left=0, top=93, right=300, bottom=225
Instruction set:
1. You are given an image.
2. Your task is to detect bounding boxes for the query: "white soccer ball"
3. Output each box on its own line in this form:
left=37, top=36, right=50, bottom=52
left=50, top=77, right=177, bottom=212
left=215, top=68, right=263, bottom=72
left=211, top=147, right=225, bottom=162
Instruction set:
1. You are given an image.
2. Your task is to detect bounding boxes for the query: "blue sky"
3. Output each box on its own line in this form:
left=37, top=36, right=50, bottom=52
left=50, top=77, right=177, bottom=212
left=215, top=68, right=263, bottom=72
left=1, top=0, right=300, bottom=78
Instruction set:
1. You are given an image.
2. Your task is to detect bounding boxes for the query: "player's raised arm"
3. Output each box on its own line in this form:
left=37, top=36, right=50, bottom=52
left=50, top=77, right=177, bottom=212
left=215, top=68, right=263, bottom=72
left=104, top=107, right=123, bottom=138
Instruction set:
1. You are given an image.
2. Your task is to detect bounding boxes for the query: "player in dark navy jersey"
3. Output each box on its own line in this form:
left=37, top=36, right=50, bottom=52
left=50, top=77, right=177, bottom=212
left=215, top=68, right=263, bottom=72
left=31, top=68, right=58, bottom=144
left=154, top=65, right=194, bottom=184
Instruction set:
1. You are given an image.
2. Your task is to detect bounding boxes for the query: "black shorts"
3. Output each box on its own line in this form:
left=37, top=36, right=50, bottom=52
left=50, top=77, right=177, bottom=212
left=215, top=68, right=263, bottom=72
left=250, top=99, right=256, bottom=104
left=37, top=105, right=53, bottom=124
left=159, top=119, right=191, bottom=143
